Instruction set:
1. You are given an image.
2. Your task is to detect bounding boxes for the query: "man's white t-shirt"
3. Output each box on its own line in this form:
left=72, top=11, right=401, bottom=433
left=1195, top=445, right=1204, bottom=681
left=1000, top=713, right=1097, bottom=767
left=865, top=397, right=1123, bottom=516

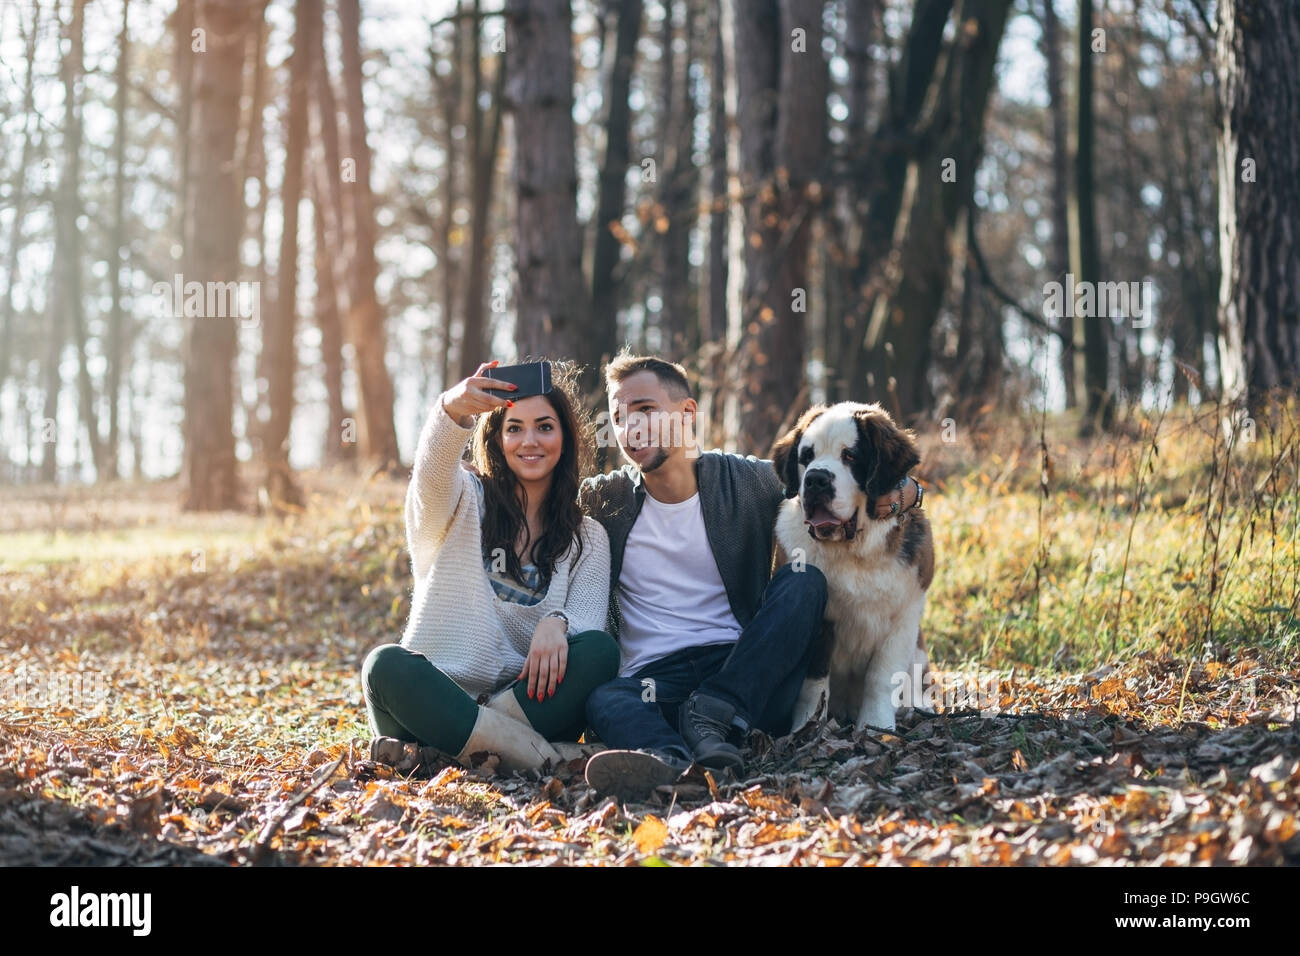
left=616, top=489, right=742, bottom=677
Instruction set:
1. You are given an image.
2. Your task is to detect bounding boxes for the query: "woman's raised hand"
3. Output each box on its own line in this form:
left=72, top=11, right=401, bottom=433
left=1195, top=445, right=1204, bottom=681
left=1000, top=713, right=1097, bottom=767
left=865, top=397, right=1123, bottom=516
left=440, top=360, right=517, bottom=426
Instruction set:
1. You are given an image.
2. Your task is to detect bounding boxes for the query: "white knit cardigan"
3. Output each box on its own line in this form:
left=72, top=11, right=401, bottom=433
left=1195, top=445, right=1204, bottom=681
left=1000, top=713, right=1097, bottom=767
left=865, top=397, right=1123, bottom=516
left=399, top=400, right=612, bottom=697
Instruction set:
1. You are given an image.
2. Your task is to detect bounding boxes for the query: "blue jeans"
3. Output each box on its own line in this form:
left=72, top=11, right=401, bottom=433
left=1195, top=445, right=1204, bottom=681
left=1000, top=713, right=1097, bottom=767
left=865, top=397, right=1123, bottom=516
left=585, top=563, right=827, bottom=760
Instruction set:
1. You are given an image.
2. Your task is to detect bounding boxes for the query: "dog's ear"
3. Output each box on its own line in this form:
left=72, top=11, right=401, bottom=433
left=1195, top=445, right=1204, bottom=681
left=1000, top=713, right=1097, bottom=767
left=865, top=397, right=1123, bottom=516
left=770, top=405, right=827, bottom=499
left=853, top=405, right=920, bottom=495
left=769, top=426, right=805, bottom=500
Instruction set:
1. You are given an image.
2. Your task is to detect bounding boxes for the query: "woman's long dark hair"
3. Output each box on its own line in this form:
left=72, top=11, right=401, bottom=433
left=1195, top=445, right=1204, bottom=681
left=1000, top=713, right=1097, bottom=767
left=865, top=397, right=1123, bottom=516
left=470, top=361, right=594, bottom=596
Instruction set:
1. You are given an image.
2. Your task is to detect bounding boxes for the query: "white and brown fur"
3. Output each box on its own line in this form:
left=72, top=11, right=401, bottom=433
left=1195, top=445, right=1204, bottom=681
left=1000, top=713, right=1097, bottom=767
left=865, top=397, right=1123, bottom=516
left=770, top=403, right=934, bottom=732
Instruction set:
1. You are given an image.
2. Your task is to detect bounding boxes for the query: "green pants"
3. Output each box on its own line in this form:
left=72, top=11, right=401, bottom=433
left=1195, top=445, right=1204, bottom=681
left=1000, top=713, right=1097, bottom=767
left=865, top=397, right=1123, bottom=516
left=361, top=630, right=620, bottom=753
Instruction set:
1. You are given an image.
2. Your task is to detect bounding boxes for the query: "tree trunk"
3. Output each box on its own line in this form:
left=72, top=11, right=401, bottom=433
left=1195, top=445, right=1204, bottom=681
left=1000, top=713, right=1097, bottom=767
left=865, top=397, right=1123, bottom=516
left=1040, top=0, right=1076, bottom=408
left=339, top=0, right=400, bottom=470
left=660, top=0, right=699, bottom=361
left=730, top=0, right=826, bottom=453
left=128, top=375, right=143, bottom=480
left=1074, top=0, right=1112, bottom=434
left=861, top=0, right=1012, bottom=419
left=235, top=2, right=269, bottom=222
left=181, top=0, right=250, bottom=510
left=1155, top=87, right=1198, bottom=405
left=718, top=0, right=774, bottom=449
left=261, top=0, right=317, bottom=511
left=859, top=0, right=953, bottom=269
left=41, top=272, right=63, bottom=484
left=42, top=0, right=71, bottom=485
left=837, top=0, right=952, bottom=398
left=57, top=0, right=108, bottom=479
left=311, top=0, right=354, bottom=463
left=589, top=0, right=643, bottom=388
left=425, top=5, right=463, bottom=392
left=103, top=0, right=131, bottom=481
left=706, top=3, right=728, bottom=348
left=460, top=0, right=506, bottom=380
left=176, top=0, right=195, bottom=258
left=0, top=0, right=41, bottom=435
left=240, top=3, right=270, bottom=453
left=1216, top=0, right=1300, bottom=408
left=824, top=0, right=874, bottom=405
left=1113, top=48, right=1146, bottom=408
left=308, top=2, right=345, bottom=281
left=246, top=4, right=271, bottom=291
left=506, top=0, right=591, bottom=365
left=1161, top=41, right=1215, bottom=402
left=654, top=0, right=677, bottom=356
left=954, top=206, right=1004, bottom=406
left=844, top=0, right=874, bottom=134
left=313, top=180, right=348, bottom=466
left=442, top=5, right=465, bottom=391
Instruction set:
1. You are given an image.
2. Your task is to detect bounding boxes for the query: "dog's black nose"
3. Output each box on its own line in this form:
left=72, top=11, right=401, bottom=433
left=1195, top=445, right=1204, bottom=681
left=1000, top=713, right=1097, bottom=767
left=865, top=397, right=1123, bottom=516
left=803, top=468, right=833, bottom=492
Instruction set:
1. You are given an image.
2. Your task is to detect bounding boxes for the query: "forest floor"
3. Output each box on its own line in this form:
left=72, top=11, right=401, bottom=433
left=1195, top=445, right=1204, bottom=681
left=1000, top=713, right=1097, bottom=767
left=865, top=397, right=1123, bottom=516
left=2, top=403, right=1298, bottom=865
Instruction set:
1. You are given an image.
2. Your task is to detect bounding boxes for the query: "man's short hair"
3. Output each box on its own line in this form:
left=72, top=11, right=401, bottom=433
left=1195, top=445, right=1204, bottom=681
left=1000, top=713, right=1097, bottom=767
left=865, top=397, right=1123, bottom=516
left=604, top=351, right=692, bottom=401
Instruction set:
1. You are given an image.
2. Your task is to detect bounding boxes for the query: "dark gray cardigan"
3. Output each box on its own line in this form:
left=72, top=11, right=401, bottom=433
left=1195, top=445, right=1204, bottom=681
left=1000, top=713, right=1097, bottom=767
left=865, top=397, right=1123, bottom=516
left=578, top=451, right=785, bottom=641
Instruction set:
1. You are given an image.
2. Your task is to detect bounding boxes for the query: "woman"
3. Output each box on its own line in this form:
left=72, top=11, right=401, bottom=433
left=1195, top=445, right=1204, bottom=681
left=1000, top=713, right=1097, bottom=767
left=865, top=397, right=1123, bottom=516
left=362, top=360, right=618, bottom=772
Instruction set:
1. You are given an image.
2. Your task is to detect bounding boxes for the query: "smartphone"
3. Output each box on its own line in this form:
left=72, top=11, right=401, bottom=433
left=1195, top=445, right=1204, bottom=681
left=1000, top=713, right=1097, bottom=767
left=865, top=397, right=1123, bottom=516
left=482, top=361, right=552, bottom=400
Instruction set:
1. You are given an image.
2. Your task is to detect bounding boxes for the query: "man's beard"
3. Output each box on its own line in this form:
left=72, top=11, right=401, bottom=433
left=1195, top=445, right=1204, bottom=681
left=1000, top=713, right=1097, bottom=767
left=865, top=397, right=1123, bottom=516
left=634, top=447, right=669, bottom=473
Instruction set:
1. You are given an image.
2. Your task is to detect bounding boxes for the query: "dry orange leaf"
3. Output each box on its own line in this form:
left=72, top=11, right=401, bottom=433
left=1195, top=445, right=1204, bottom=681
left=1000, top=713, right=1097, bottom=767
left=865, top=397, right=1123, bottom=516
left=632, top=815, right=669, bottom=854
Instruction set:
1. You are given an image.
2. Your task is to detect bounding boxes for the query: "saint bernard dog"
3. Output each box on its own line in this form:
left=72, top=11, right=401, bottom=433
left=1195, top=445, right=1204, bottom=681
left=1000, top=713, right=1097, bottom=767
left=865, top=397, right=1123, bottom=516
left=770, top=402, right=934, bottom=732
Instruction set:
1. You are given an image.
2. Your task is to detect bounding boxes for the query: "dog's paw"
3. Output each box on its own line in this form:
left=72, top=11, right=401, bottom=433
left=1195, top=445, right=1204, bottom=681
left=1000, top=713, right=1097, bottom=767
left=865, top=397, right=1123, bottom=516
left=854, top=700, right=899, bottom=735
left=791, top=677, right=829, bottom=730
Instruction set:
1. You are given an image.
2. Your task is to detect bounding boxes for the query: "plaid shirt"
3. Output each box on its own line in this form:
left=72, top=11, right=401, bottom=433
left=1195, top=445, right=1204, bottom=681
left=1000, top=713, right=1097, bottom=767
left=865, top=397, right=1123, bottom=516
left=484, top=560, right=544, bottom=606
left=474, top=481, right=546, bottom=607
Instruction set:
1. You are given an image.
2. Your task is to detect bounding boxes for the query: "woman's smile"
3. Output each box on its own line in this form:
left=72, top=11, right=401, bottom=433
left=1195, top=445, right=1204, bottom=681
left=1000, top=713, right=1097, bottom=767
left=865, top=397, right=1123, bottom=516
left=515, top=450, right=551, bottom=470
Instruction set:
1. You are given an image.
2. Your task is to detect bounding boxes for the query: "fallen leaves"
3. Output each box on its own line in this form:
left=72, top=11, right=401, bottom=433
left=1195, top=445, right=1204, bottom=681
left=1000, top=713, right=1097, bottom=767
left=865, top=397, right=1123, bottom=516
left=358, top=787, right=405, bottom=824
left=2, top=476, right=1298, bottom=866
left=632, top=815, right=668, bottom=854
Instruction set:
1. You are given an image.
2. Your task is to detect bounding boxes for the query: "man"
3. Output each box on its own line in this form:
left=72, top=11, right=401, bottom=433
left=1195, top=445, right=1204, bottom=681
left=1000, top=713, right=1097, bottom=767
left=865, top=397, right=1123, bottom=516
left=578, top=353, right=920, bottom=799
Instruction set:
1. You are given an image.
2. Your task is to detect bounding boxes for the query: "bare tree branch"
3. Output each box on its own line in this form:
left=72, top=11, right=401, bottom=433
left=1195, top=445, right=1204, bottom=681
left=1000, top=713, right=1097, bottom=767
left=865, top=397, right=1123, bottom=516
left=966, top=205, right=1070, bottom=345
left=429, top=7, right=511, bottom=29
left=1184, top=0, right=1215, bottom=38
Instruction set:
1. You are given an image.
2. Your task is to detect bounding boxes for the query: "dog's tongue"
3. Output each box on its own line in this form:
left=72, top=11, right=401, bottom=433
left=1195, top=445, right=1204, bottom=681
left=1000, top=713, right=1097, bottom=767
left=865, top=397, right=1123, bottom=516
left=807, top=505, right=841, bottom=529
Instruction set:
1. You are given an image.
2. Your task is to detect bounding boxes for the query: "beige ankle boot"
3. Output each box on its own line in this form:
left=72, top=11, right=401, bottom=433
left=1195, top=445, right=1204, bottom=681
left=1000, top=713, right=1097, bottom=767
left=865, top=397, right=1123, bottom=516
left=484, top=686, right=533, bottom=723
left=457, top=704, right=563, bottom=772
left=483, top=689, right=605, bottom=764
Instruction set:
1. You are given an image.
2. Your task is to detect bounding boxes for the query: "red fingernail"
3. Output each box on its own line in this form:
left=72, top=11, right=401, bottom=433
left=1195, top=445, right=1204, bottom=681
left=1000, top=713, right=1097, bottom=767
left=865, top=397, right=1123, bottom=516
left=509, top=384, right=518, bottom=390
left=506, top=400, right=514, bottom=407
